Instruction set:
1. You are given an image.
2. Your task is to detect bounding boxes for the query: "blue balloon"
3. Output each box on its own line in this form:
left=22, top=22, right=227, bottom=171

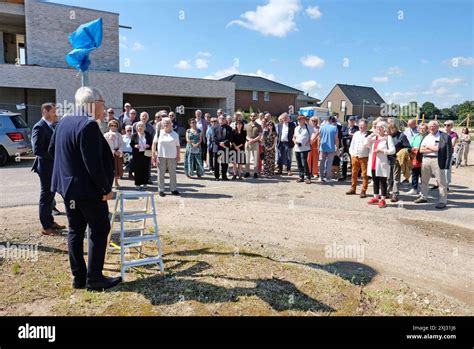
left=66, top=18, right=103, bottom=72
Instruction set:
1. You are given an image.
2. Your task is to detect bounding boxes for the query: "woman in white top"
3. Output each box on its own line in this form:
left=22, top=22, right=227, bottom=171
left=293, top=115, right=315, bottom=184
left=364, top=121, right=396, bottom=208
left=103, top=119, right=124, bottom=187
left=152, top=118, right=181, bottom=197
left=130, top=121, right=153, bottom=189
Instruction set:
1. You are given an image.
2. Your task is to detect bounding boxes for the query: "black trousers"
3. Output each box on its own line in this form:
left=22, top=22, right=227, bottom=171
left=214, top=150, right=229, bottom=179
left=411, top=167, right=422, bottom=190
left=208, top=149, right=215, bottom=171
left=37, top=172, right=55, bottom=229
left=342, top=151, right=351, bottom=179
left=295, top=151, right=311, bottom=179
left=371, top=170, right=388, bottom=197
left=201, top=141, right=207, bottom=164
left=65, top=199, right=110, bottom=281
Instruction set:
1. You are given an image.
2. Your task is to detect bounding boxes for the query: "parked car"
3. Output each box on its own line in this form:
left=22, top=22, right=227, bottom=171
left=0, top=110, right=32, bottom=166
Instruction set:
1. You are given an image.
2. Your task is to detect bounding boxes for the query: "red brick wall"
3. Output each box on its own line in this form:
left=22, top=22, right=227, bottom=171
left=235, top=90, right=297, bottom=116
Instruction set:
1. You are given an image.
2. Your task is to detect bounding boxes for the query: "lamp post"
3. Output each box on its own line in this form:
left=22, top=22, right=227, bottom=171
left=361, top=99, right=369, bottom=118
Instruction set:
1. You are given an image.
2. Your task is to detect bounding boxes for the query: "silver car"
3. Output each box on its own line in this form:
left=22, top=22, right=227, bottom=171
left=0, top=110, right=32, bottom=166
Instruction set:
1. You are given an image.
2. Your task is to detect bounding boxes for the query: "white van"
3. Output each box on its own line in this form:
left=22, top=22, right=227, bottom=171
left=298, top=107, right=330, bottom=120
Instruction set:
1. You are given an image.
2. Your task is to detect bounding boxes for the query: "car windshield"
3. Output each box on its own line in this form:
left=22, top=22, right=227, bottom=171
left=10, top=115, right=28, bottom=129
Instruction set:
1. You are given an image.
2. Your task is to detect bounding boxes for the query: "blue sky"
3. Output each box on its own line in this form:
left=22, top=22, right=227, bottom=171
left=49, top=0, right=473, bottom=108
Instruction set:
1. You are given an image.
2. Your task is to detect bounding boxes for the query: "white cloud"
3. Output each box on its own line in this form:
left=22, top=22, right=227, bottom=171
left=203, top=66, right=276, bottom=81
left=387, top=66, right=403, bottom=76
left=420, top=59, right=430, bottom=64
left=174, top=60, right=192, bottom=70
left=132, top=42, right=145, bottom=51
left=204, top=66, right=240, bottom=80
left=197, top=51, right=212, bottom=58
left=296, top=80, right=322, bottom=93
left=195, top=58, right=209, bottom=69
left=431, top=77, right=465, bottom=87
left=443, top=56, right=474, bottom=67
left=305, top=6, right=322, bottom=19
left=372, top=76, right=389, bottom=83
left=300, top=55, right=325, bottom=69
left=227, top=0, right=301, bottom=38
left=119, top=35, right=128, bottom=49
left=249, top=69, right=276, bottom=81
left=383, top=91, right=418, bottom=104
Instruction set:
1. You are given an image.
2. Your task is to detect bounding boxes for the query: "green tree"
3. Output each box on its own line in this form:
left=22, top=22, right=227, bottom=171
left=420, top=101, right=440, bottom=118
left=456, top=101, right=474, bottom=120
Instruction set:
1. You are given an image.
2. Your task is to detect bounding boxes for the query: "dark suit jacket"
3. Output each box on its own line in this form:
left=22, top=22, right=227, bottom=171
left=49, top=115, right=114, bottom=202
left=31, top=119, right=54, bottom=177
left=130, top=132, right=153, bottom=157
left=276, top=122, right=295, bottom=148
left=438, top=131, right=453, bottom=170
left=211, top=124, right=233, bottom=152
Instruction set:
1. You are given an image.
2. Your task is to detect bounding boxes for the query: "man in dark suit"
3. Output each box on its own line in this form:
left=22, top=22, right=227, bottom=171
left=49, top=87, right=122, bottom=291
left=275, top=113, right=296, bottom=175
left=31, top=103, right=66, bottom=236
left=212, top=115, right=233, bottom=181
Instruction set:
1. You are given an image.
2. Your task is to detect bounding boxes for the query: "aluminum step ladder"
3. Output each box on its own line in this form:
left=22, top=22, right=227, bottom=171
left=108, top=191, right=164, bottom=280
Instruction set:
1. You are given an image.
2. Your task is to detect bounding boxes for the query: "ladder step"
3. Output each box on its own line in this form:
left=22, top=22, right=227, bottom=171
left=122, top=213, right=156, bottom=221
left=119, top=191, right=155, bottom=199
left=122, top=235, right=159, bottom=245
left=120, top=210, right=148, bottom=215
left=111, top=227, right=146, bottom=234
left=123, top=256, right=163, bottom=269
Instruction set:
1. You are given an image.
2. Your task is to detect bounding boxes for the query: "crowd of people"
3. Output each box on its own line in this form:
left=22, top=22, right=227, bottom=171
left=31, top=86, right=471, bottom=291
left=95, top=102, right=471, bottom=209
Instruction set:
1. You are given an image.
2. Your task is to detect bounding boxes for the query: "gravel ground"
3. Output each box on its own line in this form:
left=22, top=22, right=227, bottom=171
left=0, top=149, right=473, bottom=313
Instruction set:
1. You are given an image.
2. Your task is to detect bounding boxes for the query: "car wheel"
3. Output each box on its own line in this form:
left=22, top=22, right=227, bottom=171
left=0, top=146, right=9, bottom=167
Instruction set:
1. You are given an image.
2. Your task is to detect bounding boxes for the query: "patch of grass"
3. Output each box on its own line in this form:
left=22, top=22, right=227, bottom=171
left=0, top=231, right=461, bottom=316
left=12, top=262, right=21, bottom=275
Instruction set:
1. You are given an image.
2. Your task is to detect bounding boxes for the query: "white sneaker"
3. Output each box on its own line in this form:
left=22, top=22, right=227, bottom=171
left=407, top=189, right=418, bottom=195
left=320, top=178, right=327, bottom=183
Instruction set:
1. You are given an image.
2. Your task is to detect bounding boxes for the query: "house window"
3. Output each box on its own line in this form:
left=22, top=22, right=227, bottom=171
left=327, top=101, right=332, bottom=111
left=264, top=91, right=270, bottom=102
left=252, top=91, right=258, bottom=101
left=341, top=100, right=346, bottom=113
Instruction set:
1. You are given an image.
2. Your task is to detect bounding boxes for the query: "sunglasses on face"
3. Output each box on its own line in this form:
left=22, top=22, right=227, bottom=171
left=126, top=130, right=132, bottom=133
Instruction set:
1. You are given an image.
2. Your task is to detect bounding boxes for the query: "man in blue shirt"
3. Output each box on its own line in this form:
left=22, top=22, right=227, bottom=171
left=319, top=116, right=340, bottom=182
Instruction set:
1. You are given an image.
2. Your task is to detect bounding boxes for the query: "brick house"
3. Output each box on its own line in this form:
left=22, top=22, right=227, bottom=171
left=0, top=0, right=235, bottom=127
left=321, top=84, right=385, bottom=120
left=220, top=74, right=303, bottom=116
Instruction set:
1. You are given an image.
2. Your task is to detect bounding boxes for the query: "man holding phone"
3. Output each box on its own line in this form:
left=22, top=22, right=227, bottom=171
left=414, top=120, right=452, bottom=209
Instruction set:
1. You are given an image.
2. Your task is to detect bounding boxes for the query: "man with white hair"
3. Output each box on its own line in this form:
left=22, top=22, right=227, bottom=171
left=49, top=86, right=122, bottom=291
left=133, top=112, right=155, bottom=138
left=414, top=120, right=452, bottom=209
left=275, top=112, right=295, bottom=176
left=403, top=118, right=418, bottom=143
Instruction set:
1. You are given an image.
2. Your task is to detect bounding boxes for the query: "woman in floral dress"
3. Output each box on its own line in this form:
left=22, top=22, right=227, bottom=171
left=263, top=122, right=277, bottom=177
